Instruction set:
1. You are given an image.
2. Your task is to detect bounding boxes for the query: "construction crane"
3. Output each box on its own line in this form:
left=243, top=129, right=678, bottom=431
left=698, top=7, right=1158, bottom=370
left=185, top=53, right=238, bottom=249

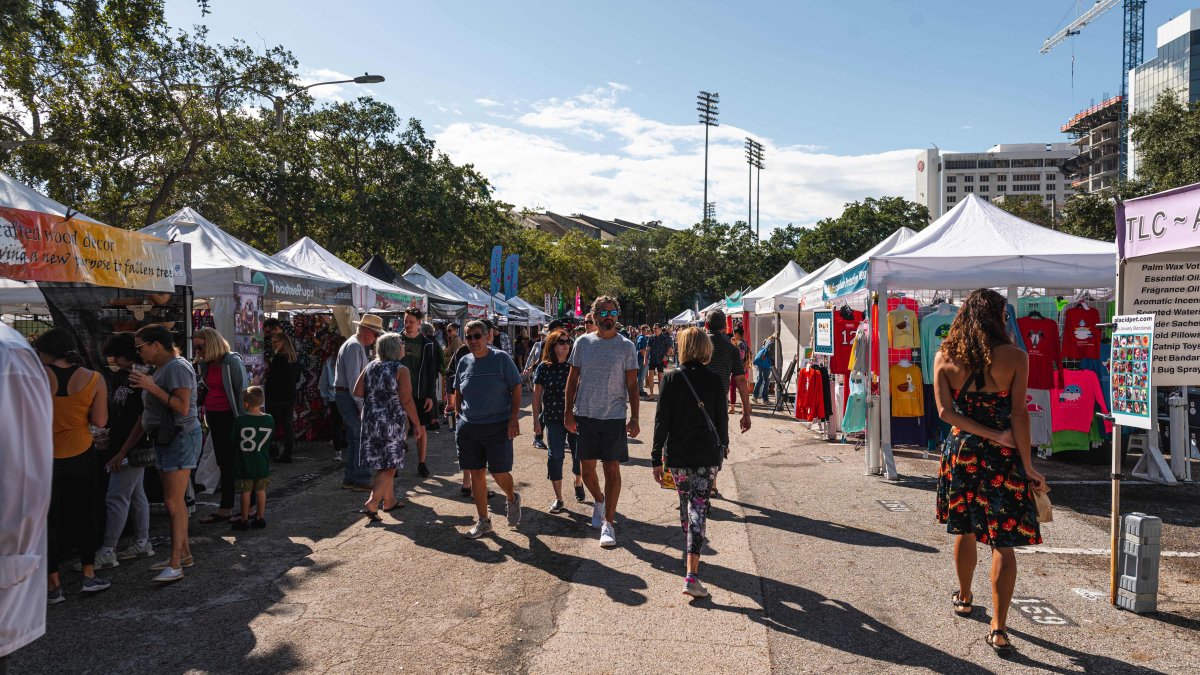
left=1041, top=0, right=1146, bottom=180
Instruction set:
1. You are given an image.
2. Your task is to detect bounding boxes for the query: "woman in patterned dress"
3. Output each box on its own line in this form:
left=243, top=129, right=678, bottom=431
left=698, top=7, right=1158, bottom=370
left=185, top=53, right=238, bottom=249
left=352, top=333, right=425, bottom=521
left=934, top=289, right=1047, bottom=655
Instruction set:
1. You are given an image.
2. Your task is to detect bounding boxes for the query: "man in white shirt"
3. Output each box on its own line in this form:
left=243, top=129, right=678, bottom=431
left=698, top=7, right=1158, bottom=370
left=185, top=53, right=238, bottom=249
left=335, top=314, right=383, bottom=491
left=0, top=323, right=52, bottom=669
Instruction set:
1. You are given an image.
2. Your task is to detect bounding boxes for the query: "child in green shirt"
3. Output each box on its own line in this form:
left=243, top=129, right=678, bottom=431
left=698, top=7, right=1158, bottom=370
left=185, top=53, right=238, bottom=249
left=232, top=386, right=273, bottom=531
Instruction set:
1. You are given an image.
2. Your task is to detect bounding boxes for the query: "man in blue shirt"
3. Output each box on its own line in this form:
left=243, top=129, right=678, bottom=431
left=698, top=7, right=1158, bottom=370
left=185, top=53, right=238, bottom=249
left=636, top=324, right=650, bottom=399
left=453, top=319, right=523, bottom=539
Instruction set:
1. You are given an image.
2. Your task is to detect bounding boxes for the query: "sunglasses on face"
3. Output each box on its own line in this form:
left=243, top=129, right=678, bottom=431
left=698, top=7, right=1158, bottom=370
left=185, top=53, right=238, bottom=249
left=465, top=333, right=485, bottom=341
left=556, top=340, right=571, bottom=346
left=596, top=309, right=619, bottom=317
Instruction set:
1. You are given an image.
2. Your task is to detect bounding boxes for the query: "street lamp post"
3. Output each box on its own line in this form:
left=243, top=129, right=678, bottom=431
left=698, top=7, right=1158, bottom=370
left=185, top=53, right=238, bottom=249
left=271, top=73, right=384, bottom=247
left=697, top=91, right=719, bottom=224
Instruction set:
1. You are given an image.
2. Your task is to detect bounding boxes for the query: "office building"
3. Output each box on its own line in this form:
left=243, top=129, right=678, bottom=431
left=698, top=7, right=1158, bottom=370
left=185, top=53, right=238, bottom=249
left=1128, top=9, right=1200, bottom=180
left=914, top=144, right=1074, bottom=219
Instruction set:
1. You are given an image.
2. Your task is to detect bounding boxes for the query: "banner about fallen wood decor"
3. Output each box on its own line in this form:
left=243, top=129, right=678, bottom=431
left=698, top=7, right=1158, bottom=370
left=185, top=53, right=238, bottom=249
left=0, top=205, right=175, bottom=292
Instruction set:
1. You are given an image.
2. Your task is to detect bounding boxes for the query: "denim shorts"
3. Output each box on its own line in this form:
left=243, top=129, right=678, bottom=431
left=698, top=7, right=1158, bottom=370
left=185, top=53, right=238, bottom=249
left=156, top=425, right=202, bottom=472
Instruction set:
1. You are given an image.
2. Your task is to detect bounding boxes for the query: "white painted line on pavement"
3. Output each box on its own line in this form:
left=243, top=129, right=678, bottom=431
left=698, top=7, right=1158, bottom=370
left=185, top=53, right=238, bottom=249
left=1018, top=546, right=1200, bottom=558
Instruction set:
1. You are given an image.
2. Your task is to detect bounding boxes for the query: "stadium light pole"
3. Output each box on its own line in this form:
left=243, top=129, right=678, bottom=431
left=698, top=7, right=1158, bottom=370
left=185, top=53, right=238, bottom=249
left=745, top=138, right=764, bottom=240
left=697, top=91, right=719, bottom=223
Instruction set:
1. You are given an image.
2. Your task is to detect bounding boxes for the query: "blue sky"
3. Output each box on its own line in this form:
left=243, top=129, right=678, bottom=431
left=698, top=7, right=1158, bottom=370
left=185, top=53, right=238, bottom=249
left=166, top=1, right=1200, bottom=230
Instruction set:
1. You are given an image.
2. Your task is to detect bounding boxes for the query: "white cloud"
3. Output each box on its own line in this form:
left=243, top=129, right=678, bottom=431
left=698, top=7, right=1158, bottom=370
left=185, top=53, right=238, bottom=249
left=435, top=83, right=919, bottom=231
left=295, top=68, right=355, bottom=102
left=475, top=97, right=502, bottom=107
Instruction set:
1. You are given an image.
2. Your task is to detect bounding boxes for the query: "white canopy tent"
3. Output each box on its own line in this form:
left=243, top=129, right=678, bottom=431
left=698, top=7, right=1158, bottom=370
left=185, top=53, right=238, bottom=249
left=435, top=270, right=506, bottom=320
left=506, top=295, right=549, bottom=325
left=743, top=261, right=807, bottom=355
left=755, top=257, right=848, bottom=368
left=403, top=264, right=483, bottom=319
left=867, top=194, right=1117, bottom=478
left=669, top=309, right=700, bottom=325
left=139, top=207, right=351, bottom=339
left=274, top=237, right=427, bottom=312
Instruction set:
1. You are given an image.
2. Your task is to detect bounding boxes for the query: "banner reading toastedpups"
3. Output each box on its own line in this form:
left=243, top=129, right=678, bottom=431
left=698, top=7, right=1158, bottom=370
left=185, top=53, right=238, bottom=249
left=0, top=206, right=174, bottom=291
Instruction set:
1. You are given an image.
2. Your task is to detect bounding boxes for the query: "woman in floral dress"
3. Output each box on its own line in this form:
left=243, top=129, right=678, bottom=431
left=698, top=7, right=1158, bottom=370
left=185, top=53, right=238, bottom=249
left=353, top=333, right=425, bottom=521
left=933, top=289, right=1047, bottom=655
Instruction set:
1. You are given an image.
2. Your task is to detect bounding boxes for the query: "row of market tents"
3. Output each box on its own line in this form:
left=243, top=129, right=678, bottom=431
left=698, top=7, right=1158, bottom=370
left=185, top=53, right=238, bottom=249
left=0, top=171, right=548, bottom=335
left=679, top=194, right=1115, bottom=437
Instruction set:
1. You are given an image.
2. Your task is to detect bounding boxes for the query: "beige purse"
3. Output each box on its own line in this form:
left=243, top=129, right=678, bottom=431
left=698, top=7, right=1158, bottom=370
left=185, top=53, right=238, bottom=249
left=1032, top=485, right=1053, bottom=523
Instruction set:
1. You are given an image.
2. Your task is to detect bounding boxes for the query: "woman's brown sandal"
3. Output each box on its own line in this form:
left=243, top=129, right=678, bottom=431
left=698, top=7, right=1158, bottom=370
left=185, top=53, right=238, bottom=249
left=986, top=629, right=1012, bottom=655
left=952, top=591, right=973, bottom=616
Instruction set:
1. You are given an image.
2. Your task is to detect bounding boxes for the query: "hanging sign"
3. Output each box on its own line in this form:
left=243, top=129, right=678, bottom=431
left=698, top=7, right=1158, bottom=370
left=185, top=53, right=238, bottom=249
left=823, top=261, right=868, bottom=301
left=375, top=290, right=427, bottom=312
left=813, top=309, right=834, bottom=355
left=1110, top=314, right=1155, bottom=429
left=503, top=253, right=519, bottom=300
left=233, top=282, right=265, bottom=384
left=1121, top=253, right=1200, bottom=386
left=0, top=206, right=174, bottom=291
left=489, top=245, right=503, bottom=296
left=253, top=271, right=353, bottom=306
left=1117, top=182, right=1200, bottom=259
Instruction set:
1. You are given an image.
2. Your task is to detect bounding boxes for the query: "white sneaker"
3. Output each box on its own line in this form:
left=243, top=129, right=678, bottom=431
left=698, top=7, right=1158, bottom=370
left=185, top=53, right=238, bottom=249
left=93, top=549, right=119, bottom=570
left=333, top=451, right=343, bottom=462
left=466, top=518, right=493, bottom=539
left=591, top=500, right=605, bottom=529
left=116, top=541, right=155, bottom=560
left=151, top=567, right=184, bottom=583
left=599, top=521, right=617, bottom=548
left=684, top=576, right=710, bottom=598
left=548, top=499, right=566, bottom=514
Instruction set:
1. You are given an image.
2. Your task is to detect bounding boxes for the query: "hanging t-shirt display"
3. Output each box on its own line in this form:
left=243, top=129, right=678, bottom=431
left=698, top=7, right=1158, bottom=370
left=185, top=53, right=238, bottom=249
left=841, top=373, right=867, bottom=433
left=919, top=306, right=957, bottom=384
left=1026, top=389, right=1052, bottom=446
left=1051, top=368, right=1111, bottom=434
left=888, top=307, right=919, bottom=349
left=889, top=362, right=923, bottom=417
left=831, top=308, right=863, bottom=375
left=1061, top=305, right=1101, bottom=360
left=1017, top=296, right=1059, bottom=321
left=795, top=366, right=827, bottom=421
left=1016, top=316, right=1061, bottom=390
left=872, top=296, right=918, bottom=372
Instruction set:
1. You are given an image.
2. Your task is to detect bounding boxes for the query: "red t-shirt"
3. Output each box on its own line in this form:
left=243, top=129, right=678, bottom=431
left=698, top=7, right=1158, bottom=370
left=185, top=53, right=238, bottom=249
left=1017, top=316, right=1061, bottom=389
left=204, top=363, right=232, bottom=412
left=1061, top=306, right=1101, bottom=360
left=831, top=310, right=863, bottom=375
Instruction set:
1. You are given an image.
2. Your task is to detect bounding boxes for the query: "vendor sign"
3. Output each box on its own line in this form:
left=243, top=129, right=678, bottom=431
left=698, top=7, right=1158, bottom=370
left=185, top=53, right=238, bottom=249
left=375, top=289, right=427, bottom=312
left=234, top=282, right=265, bottom=384
left=252, top=271, right=353, bottom=306
left=1110, top=314, right=1155, bottom=430
left=813, top=309, right=834, bottom=355
left=1117, top=182, right=1200, bottom=259
left=1120, top=253, right=1200, bottom=386
left=823, top=261, right=868, bottom=301
left=0, top=206, right=174, bottom=291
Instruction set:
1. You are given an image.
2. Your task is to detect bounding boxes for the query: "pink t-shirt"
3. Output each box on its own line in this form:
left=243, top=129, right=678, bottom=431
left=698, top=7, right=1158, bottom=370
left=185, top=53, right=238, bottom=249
left=1051, top=369, right=1112, bottom=434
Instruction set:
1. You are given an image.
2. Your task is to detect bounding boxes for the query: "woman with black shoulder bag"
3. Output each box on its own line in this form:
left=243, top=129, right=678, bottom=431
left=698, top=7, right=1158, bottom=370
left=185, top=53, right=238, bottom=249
left=650, top=326, right=729, bottom=599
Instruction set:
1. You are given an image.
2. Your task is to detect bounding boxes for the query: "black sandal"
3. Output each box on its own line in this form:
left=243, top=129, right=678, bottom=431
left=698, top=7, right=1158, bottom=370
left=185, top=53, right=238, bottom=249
left=986, top=629, right=1012, bottom=656
left=384, top=500, right=406, bottom=512
left=952, top=591, right=973, bottom=616
left=357, top=509, right=383, bottom=522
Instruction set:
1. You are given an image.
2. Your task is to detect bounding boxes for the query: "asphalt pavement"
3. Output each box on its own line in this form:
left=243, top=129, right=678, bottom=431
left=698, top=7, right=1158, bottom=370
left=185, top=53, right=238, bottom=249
left=9, top=394, right=1199, bottom=674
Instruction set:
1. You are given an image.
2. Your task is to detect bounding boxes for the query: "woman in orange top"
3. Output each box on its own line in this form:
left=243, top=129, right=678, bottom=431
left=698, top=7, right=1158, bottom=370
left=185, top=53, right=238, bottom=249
left=33, top=329, right=109, bottom=601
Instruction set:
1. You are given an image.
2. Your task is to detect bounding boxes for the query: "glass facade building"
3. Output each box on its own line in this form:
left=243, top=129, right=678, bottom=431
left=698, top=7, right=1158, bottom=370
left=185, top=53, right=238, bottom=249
left=1128, top=11, right=1200, bottom=179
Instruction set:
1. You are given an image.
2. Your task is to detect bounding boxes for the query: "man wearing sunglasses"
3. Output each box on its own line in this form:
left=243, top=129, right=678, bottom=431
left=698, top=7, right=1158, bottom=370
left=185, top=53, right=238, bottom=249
left=564, top=296, right=639, bottom=548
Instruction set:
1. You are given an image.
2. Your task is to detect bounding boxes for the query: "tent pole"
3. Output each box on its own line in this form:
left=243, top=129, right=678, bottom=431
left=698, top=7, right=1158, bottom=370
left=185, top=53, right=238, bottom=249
left=1110, top=257, right=1126, bottom=606
left=877, top=289, right=897, bottom=479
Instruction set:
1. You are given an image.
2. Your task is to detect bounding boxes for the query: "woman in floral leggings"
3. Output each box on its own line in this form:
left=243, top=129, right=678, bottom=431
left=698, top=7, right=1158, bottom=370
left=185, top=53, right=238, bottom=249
left=651, top=327, right=729, bottom=598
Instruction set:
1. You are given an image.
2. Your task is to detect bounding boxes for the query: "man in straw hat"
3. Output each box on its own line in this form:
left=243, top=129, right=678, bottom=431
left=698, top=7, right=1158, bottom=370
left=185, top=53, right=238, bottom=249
left=335, top=313, right=385, bottom=491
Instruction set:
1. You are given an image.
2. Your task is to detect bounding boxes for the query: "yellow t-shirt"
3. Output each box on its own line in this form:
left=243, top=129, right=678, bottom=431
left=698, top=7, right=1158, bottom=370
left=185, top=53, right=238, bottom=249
left=889, top=363, right=923, bottom=417
left=888, top=308, right=919, bottom=349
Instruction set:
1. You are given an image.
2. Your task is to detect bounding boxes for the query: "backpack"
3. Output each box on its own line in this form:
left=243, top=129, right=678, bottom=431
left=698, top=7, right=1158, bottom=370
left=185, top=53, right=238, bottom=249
left=753, top=345, right=772, bottom=369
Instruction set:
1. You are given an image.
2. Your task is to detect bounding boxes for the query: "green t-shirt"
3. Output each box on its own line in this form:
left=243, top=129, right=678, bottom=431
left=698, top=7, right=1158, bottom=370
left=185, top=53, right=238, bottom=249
left=234, top=413, right=274, bottom=480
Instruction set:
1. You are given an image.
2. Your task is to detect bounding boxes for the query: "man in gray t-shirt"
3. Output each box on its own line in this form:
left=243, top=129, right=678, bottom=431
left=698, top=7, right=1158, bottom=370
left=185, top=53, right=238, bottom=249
left=565, top=296, right=639, bottom=549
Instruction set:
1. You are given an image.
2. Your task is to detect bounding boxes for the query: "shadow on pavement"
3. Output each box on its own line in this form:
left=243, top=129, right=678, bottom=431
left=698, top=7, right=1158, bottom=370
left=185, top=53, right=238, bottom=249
left=620, top=532, right=987, bottom=673
left=712, top=498, right=939, bottom=553
left=1004, top=628, right=1167, bottom=674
